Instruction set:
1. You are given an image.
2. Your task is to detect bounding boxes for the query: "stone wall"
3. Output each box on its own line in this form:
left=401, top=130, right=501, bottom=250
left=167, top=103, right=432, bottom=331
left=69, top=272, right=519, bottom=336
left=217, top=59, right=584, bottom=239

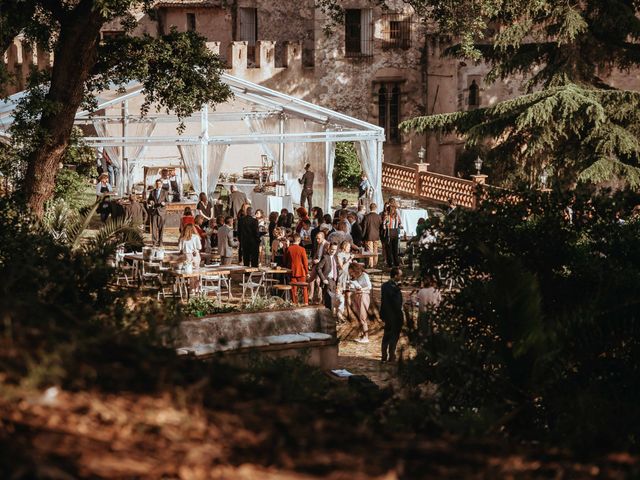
left=311, top=0, right=427, bottom=166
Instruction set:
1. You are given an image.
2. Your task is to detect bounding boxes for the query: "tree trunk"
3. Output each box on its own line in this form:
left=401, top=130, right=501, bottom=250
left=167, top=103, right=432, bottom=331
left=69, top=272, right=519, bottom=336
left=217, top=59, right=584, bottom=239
left=23, top=1, right=104, bottom=217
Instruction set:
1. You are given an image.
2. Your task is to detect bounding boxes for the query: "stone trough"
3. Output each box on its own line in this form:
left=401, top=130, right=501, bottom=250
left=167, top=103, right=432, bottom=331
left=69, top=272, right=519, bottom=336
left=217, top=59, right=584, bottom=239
left=175, top=306, right=338, bottom=369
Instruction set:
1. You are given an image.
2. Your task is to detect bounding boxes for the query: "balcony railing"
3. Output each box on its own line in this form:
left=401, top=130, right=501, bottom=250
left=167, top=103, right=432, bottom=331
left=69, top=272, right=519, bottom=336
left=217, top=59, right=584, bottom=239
left=381, top=162, right=479, bottom=209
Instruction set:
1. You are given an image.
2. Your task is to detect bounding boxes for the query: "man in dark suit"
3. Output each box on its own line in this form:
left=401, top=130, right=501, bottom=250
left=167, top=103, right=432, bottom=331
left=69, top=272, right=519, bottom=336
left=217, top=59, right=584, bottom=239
left=299, top=163, right=314, bottom=212
left=317, top=242, right=339, bottom=310
left=147, top=179, right=169, bottom=246
left=361, top=202, right=382, bottom=268
left=228, top=184, right=248, bottom=218
left=380, top=267, right=404, bottom=362
left=237, top=206, right=260, bottom=267
left=348, top=212, right=363, bottom=248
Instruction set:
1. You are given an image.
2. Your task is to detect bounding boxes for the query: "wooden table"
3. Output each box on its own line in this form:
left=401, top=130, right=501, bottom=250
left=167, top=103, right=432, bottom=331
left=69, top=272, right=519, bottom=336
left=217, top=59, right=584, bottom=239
left=353, top=252, right=377, bottom=265
left=260, top=267, right=291, bottom=295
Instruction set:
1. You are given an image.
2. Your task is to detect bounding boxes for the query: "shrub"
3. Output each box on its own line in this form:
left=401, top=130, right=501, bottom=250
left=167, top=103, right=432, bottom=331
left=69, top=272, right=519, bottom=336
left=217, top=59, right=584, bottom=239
left=53, top=168, right=90, bottom=209
left=333, top=142, right=361, bottom=188
left=183, top=296, right=238, bottom=317
left=404, top=187, right=640, bottom=451
left=0, top=197, right=173, bottom=389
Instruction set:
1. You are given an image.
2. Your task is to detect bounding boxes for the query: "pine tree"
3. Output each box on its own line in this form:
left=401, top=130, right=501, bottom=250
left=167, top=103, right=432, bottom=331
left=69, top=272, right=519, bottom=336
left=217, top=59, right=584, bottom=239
left=401, top=0, right=640, bottom=188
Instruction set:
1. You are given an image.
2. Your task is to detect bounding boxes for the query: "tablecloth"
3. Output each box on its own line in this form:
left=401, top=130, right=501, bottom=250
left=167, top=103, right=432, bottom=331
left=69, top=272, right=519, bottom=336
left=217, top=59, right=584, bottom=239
left=252, top=192, right=293, bottom=215
left=398, top=208, right=429, bottom=237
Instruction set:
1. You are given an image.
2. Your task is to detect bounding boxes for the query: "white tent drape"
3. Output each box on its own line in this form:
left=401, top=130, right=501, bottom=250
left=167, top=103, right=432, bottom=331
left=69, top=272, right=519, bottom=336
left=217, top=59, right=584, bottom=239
left=244, top=116, right=281, bottom=182
left=206, top=143, right=229, bottom=197
left=125, top=120, right=156, bottom=192
left=325, top=142, right=336, bottom=213
left=92, top=120, right=121, bottom=168
left=356, top=139, right=383, bottom=208
left=178, top=144, right=202, bottom=193
left=283, top=118, right=327, bottom=211
left=126, top=120, right=156, bottom=163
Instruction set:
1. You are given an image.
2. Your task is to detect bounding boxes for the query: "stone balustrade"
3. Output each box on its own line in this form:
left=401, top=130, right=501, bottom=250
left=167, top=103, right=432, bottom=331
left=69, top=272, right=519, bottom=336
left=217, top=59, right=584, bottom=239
left=382, top=162, right=480, bottom=209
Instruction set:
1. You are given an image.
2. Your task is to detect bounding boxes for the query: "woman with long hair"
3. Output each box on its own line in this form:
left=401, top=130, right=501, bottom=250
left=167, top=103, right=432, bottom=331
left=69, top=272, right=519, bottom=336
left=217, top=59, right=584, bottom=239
left=335, top=240, right=354, bottom=316
left=180, top=206, right=195, bottom=234
left=271, top=227, right=289, bottom=267
left=268, top=211, right=279, bottom=245
left=295, top=207, right=309, bottom=233
left=382, top=203, right=402, bottom=267
left=348, top=262, right=372, bottom=343
left=178, top=223, right=202, bottom=291
left=311, top=207, right=324, bottom=228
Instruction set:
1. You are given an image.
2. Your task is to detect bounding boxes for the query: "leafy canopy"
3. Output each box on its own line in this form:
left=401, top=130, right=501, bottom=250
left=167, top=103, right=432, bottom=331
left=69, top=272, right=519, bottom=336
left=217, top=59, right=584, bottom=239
left=395, top=0, right=640, bottom=188
left=1, top=0, right=231, bottom=212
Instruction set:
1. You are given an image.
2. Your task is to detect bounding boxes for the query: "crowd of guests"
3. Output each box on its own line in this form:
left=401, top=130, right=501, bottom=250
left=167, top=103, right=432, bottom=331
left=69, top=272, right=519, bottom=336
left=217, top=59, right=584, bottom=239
left=97, top=169, right=443, bottom=356
left=168, top=195, right=418, bottom=343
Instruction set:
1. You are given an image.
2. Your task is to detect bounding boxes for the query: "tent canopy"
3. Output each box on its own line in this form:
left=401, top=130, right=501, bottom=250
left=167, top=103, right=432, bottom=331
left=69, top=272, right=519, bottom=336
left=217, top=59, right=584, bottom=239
left=0, top=73, right=385, bottom=211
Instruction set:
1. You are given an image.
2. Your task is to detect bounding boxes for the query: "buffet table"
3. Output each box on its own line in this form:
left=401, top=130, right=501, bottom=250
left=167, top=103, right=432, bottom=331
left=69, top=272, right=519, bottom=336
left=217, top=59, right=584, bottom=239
left=252, top=192, right=293, bottom=215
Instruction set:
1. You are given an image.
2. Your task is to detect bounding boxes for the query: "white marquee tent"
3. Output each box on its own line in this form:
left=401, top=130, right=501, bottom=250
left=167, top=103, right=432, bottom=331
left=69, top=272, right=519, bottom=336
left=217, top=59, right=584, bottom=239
left=0, top=74, right=385, bottom=212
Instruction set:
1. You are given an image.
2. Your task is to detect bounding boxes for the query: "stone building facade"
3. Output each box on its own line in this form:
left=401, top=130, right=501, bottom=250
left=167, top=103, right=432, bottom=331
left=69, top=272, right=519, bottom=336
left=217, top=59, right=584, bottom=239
left=5, top=1, right=640, bottom=176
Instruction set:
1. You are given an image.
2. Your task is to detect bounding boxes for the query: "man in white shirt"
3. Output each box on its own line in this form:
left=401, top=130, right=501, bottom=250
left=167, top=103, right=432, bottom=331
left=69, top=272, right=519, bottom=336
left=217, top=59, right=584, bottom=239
left=416, top=276, right=442, bottom=337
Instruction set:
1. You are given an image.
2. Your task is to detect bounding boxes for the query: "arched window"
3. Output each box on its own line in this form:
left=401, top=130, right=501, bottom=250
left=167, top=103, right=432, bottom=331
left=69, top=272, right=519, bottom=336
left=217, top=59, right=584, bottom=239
left=377, top=82, right=401, bottom=144
left=468, top=79, right=480, bottom=109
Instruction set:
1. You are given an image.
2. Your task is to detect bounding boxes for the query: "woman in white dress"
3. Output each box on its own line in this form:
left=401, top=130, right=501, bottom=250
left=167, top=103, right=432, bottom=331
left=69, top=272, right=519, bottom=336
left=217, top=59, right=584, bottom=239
left=178, top=224, right=202, bottom=291
left=348, top=262, right=372, bottom=343
left=335, top=240, right=354, bottom=315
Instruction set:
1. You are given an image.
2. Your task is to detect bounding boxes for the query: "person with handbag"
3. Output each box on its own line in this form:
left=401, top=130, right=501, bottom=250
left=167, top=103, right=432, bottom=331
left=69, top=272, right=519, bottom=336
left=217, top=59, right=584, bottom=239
left=348, top=263, right=372, bottom=343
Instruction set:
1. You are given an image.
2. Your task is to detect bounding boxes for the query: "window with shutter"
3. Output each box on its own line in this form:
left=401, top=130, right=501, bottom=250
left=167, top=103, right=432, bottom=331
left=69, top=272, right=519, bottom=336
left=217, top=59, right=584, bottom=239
left=345, top=9, right=373, bottom=57
left=377, top=82, right=402, bottom=144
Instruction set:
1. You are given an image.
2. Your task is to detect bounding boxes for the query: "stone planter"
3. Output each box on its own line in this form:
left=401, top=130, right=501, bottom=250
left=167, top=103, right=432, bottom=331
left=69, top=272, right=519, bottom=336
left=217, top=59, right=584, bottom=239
left=175, top=306, right=338, bottom=368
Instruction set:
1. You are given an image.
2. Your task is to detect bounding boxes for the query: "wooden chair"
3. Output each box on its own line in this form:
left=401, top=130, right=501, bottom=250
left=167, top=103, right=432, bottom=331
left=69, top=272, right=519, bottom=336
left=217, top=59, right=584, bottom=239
left=241, top=270, right=265, bottom=302
left=200, top=272, right=229, bottom=302
left=273, top=284, right=292, bottom=302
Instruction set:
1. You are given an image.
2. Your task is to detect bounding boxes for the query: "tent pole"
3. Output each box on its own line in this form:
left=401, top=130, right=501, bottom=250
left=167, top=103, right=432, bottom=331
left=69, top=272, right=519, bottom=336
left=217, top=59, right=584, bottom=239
left=122, top=99, right=128, bottom=195
left=201, top=104, right=209, bottom=196
left=279, top=114, right=285, bottom=183
left=325, top=140, right=332, bottom=213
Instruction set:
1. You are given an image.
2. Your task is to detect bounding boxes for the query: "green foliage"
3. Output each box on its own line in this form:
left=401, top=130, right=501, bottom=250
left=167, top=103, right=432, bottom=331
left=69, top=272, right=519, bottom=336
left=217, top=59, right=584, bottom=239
left=64, top=127, right=96, bottom=178
left=42, top=199, right=143, bottom=256
left=90, top=29, right=230, bottom=129
left=52, top=169, right=89, bottom=208
left=405, top=187, right=640, bottom=451
left=183, top=297, right=237, bottom=318
left=402, top=85, right=640, bottom=188
left=2, top=1, right=231, bottom=212
left=0, top=194, right=183, bottom=393
left=333, top=142, right=361, bottom=188
left=182, top=295, right=294, bottom=318
left=390, top=0, right=640, bottom=188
